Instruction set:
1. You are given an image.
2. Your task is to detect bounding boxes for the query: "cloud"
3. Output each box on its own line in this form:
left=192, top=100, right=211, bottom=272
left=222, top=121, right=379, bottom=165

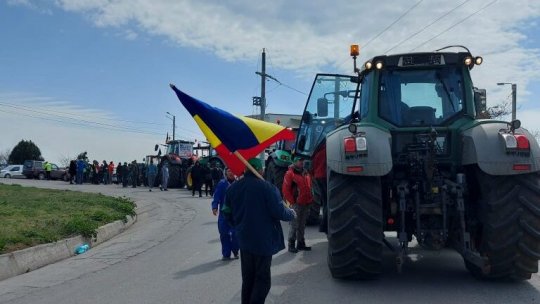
left=5, top=0, right=540, bottom=161
left=43, top=0, right=540, bottom=109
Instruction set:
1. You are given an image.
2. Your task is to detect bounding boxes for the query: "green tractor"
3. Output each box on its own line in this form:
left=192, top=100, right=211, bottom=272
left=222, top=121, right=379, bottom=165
left=160, top=139, right=195, bottom=188
left=296, top=46, right=540, bottom=280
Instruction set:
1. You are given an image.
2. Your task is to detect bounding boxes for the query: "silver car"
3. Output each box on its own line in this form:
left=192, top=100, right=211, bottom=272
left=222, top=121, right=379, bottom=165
left=0, top=165, right=24, bottom=178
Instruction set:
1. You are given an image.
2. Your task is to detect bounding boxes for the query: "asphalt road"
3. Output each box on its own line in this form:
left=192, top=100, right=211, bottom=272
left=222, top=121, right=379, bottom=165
left=0, top=179, right=539, bottom=304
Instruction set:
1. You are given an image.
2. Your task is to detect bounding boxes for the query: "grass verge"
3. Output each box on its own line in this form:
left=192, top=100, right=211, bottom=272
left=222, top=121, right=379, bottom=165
left=0, top=184, right=136, bottom=254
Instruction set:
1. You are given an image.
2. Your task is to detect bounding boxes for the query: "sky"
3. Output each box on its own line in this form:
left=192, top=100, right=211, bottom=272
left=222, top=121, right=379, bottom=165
left=0, top=0, right=539, bottom=165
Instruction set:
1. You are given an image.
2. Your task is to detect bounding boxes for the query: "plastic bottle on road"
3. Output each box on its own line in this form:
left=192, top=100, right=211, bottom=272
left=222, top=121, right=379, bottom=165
left=74, top=243, right=90, bottom=255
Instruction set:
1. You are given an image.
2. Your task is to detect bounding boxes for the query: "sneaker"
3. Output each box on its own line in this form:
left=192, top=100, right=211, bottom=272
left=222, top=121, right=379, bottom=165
left=164, top=189, right=168, bottom=191
left=233, top=252, right=239, bottom=259
left=221, top=256, right=232, bottom=261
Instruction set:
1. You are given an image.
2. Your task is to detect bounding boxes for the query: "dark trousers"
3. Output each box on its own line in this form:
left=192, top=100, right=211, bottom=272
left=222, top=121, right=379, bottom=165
left=240, top=251, right=272, bottom=304
left=204, top=179, right=213, bottom=196
left=192, top=181, right=202, bottom=196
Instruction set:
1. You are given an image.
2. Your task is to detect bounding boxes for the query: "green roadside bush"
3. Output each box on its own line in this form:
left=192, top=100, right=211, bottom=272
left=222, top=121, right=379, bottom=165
left=0, top=184, right=136, bottom=253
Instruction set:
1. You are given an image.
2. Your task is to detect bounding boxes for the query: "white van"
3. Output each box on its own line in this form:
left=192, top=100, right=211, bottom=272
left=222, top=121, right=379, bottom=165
left=0, top=165, right=24, bottom=178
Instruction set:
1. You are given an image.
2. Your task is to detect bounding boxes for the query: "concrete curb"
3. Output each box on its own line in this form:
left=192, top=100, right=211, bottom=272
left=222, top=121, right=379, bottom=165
left=0, top=214, right=136, bottom=281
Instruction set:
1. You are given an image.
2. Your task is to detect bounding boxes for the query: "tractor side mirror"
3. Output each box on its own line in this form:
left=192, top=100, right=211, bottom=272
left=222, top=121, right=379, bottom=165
left=473, top=88, right=487, bottom=118
left=158, top=149, right=162, bottom=156
left=302, top=111, right=312, bottom=124
left=154, top=144, right=159, bottom=151
left=510, top=119, right=521, bottom=133
left=317, top=98, right=329, bottom=117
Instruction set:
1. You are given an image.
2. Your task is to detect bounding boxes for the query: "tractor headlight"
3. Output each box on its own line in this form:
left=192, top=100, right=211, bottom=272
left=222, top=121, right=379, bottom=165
left=475, top=56, right=483, bottom=65
left=365, top=61, right=372, bottom=70
left=464, top=57, right=473, bottom=66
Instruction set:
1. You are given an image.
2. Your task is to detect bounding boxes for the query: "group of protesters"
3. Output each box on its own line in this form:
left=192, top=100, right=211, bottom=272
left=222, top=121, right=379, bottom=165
left=68, top=158, right=147, bottom=188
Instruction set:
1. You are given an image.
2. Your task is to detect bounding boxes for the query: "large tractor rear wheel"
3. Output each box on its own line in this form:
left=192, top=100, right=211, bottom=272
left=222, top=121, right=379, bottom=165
left=186, top=166, right=193, bottom=190
left=327, top=171, right=383, bottom=279
left=167, top=164, right=182, bottom=188
left=312, top=177, right=328, bottom=232
left=465, top=168, right=540, bottom=280
left=265, top=161, right=288, bottom=195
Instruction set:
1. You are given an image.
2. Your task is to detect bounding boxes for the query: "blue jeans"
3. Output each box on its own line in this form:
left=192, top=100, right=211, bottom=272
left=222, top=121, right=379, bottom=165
left=76, top=171, right=84, bottom=184
left=218, top=216, right=239, bottom=258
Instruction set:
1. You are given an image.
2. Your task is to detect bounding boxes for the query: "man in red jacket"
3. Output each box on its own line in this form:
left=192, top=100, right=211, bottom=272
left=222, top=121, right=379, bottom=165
left=282, top=155, right=314, bottom=253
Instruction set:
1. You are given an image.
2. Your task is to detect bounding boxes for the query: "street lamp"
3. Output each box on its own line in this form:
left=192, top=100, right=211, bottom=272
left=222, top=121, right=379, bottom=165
left=166, top=112, right=176, bottom=141
left=497, top=82, right=517, bottom=121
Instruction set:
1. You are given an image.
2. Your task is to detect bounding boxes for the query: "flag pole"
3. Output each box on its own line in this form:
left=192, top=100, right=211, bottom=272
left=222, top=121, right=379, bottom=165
left=233, top=151, right=264, bottom=180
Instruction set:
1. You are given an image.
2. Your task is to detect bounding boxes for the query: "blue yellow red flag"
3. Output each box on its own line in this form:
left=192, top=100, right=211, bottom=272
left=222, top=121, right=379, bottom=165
left=170, top=84, right=295, bottom=175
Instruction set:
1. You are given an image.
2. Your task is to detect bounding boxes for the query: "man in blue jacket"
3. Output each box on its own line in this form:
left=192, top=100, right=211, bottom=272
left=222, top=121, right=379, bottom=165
left=211, top=168, right=239, bottom=260
left=223, top=158, right=296, bottom=304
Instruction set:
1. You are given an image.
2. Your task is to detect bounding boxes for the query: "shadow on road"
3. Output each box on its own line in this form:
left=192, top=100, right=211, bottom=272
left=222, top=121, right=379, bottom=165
left=268, top=237, right=540, bottom=303
left=173, top=259, right=237, bottom=280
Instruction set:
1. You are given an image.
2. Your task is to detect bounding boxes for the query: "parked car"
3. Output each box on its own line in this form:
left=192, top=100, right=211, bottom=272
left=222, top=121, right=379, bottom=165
left=0, top=165, right=24, bottom=178
left=23, top=160, right=68, bottom=181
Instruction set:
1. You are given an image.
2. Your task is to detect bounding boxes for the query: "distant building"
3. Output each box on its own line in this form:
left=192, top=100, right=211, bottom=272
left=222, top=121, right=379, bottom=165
left=247, top=113, right=302, bottom=129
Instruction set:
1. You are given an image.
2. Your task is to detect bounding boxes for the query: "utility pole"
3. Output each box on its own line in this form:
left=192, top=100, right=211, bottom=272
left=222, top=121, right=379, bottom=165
left=259, top=49, right=266, bottom=163
left=166, top=112, right=176, bottom=141
left=254, top=49, right=282, bottom=165
left=497, top=82, right=517, bottom=121
left=511, top=83, right=517, bottom=121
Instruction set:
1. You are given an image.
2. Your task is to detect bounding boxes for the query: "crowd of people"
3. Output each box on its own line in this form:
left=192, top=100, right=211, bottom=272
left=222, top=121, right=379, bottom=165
left=64, top=157, right=227, bottom=196
left=68, top=158, right=148, bottom=188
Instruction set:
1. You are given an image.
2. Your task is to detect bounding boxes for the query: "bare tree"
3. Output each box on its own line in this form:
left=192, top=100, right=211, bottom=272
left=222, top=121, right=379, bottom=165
left=58, top=154, right=74, bottom=167
left=531, top=130, right=540, bottom=143
left=487, top=100, right=512, bottom=119
left=0, top=148, right=10, bottom=164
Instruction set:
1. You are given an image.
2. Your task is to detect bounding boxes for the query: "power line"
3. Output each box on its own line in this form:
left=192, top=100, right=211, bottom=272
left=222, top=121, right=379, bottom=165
left=337, top=0, right=424, bottom=71
left=0, top=107, right=165, bottom=136
left=0, top=101, right=202, bottom=137
left=384, top=0, right=471, bottom=54
left=362, top=0, right=425, bottom=49
left=0, top=98, right=168, bottom=126
left=0, top=102, right=160, bottom=134
left=0, top=103, right=202, bottom=139
left=410, top=0, right=499, bottom=52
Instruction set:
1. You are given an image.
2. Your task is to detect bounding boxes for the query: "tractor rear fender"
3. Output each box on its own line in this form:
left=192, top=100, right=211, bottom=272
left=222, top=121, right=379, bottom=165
left=461, top=122, right=540, bottom=175
left=326, top=124, right=392, bottom=176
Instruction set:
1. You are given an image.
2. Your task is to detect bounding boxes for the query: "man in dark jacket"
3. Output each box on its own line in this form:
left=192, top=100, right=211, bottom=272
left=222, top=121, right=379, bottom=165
left=223, top=158, right=296, bottom=304
left=210, top=164, right=223, bottom=196
left=190, top=161, right=204, bottom=197
left=69, top=160, right=76, bottom=184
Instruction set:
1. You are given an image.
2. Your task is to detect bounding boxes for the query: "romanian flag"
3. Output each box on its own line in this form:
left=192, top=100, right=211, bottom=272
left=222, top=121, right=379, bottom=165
left=170, top=84, right=295, bottom=176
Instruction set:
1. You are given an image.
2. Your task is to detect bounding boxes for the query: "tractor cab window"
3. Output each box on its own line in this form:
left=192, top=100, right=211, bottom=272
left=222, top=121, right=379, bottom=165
left=167, top=144, right=178, bottom=155
left=296, top=74, right=358, bottom=156
left=379, top=67, right=464, bottom=126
